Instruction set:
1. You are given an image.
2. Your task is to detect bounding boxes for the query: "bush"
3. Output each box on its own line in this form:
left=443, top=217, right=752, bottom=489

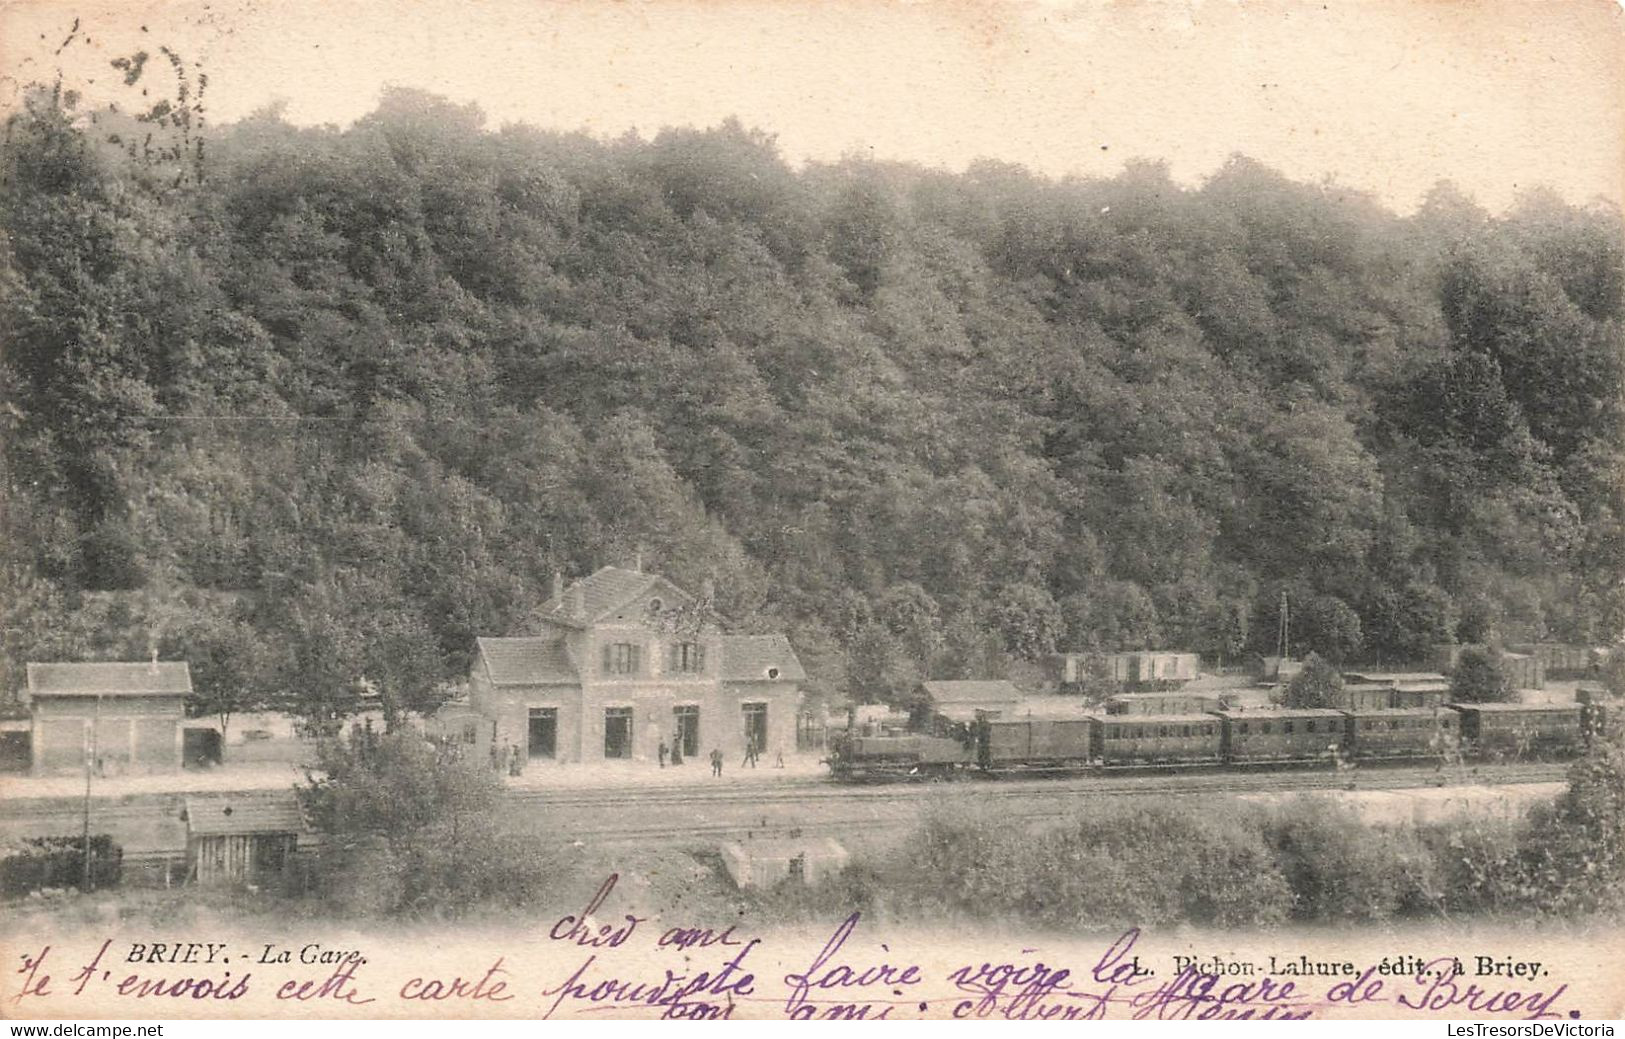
left=1262, top=800, right=1443, bottom=921
left=300, top=728, right=567, bottom=918
left=0, top=835, right=123, bottom=895
left=1422, top=819, right=1539, bottom=917
left=1283, top=652, right=1345, bottom=709
left=1451, top=647, right=1515, bottom=704
left=1519, top=740, right=1625, bottom=915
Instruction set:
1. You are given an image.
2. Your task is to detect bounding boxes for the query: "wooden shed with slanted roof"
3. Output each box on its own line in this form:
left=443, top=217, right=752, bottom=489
left=185, top=793, right=310, bottom=887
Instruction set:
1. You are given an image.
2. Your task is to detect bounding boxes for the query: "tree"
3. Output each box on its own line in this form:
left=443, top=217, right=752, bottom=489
left=988, top=582, right=1063, bottom=661
left=299, top=727, right=560, bottom=915
left=163, top=614, right=276, bottom=747
left=1283, top=653, right=1345, bottom=709
left=1450, top=647, right=1514, bottom=704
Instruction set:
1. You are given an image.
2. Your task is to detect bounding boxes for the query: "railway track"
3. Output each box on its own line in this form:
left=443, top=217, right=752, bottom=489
left=508, top=760, right=1569, bottom=809
left=505, top=762, right=1572, bottom=845
left=0, top=761, right=1573, bottom=855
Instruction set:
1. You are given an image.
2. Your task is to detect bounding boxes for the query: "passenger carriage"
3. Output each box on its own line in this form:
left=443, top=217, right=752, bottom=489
left=1342, top=707, right=1456, bottom=762
left=1092, top=713, right=1223, bottom=767
left=1215, top=708, right=1346, bottom=765
left=1449, top=702, right=1584, bottom=759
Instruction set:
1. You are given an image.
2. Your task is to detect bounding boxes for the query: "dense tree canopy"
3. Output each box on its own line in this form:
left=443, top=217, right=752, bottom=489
left=3, top=86, right=1622, bottom=715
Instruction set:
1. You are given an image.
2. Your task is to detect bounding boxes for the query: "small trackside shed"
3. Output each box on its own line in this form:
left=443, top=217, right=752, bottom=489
left=185, top=794, right=310, bottom=886
left=26, top=661, right=193, bottom=775
left=915, top=680, right=1023, bottom=725
left=720, top=837, right=848, bottom=890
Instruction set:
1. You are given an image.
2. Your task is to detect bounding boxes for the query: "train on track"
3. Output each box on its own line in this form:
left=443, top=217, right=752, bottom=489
left=828, top=698, right=1615, bottom=781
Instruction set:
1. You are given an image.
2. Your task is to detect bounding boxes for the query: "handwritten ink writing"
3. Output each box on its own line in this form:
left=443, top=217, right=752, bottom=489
left=947, top=960, right=1076, bottom=1020
left=69, top=940, right=110, bottom=996
left=274, top=959, right=374, bottom=1005
left=781, top=913, right=920, bottom=1021
left=540, top=941, right=759, bottom=1020
left=1326, top=964, right=1386, bottom=1006
left=400, top=958, right=513, bottom=1001
left=1129, top=967, right=1313, bottom=1021
left=658, top=924, right=745, bottom=951
left=1397, top=959, right=1569, bottom=1019
left=549, top=874, right=644, bottom=949
left=12, top=946, right=52, bottom=1004
left=114, top=971, right=251, bottom=1000
left=1091, top=928, right=1154, bottom=987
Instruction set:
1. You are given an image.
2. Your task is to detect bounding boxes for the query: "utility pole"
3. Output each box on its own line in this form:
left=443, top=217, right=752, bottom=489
left=1278, top=591, right=1291, bottom=661
left=81, top=692, right=100, bottom=892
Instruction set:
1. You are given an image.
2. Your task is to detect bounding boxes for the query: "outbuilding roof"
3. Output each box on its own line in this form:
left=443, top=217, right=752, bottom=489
left=184, top=794, right=308, bottom=837
left=26, top=662, right=193, bottom=698
left=478, top=637, right=579, bottom=685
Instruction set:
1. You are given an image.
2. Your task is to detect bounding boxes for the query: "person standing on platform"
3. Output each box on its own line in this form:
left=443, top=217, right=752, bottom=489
left=710, top=748, right=723, bottom=777
left=658, top=738, right=669, bottom=768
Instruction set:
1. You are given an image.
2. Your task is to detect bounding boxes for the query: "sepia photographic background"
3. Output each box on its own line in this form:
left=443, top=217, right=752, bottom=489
left=2, top=0, right=1623, bottom=1022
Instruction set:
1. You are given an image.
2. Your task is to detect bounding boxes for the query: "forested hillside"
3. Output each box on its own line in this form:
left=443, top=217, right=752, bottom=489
left=3, top=87, right=1621, bottom=718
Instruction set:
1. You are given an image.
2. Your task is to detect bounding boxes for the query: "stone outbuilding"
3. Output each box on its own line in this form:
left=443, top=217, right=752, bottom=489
left=26, top=660, right=193, bottom=775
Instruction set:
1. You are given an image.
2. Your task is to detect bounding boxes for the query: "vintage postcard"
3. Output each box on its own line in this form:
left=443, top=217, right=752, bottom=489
left=2, top=0, right=1623, bottom=1024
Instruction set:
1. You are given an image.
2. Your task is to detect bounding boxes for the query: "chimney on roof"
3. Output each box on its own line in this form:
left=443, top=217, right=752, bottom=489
left=552, top=571, right=564, bottom=603
left=570, top=583, right=585, bottom=618
left=633, top=548, right=643, bottom=573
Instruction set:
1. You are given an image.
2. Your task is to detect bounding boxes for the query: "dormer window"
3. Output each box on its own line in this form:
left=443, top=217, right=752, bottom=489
left=603, top=643, right=642, bottom=676
left=670, top=642, right=705, bottom=673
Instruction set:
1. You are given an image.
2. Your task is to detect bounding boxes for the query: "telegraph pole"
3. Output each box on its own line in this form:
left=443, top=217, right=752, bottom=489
left=81, top=692, right=100, bottom=892
left=1278, top=591, right=1291, bottom=661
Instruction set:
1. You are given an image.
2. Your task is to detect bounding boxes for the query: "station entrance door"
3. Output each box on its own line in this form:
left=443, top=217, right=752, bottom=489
left=528, top=707, right=557, bottom=759
left=742, top=702, right=768, bottom=755
left=604, top=707, right=633, bottom=759
left=674, top=705, right=700, bottom=759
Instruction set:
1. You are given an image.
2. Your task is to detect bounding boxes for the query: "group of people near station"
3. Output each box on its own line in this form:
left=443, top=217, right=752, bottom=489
left=657, top=734, right=781, bottom=775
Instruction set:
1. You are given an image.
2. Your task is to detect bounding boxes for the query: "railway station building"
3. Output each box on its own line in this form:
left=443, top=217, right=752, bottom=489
left=469, top=566, right=804, bottom=766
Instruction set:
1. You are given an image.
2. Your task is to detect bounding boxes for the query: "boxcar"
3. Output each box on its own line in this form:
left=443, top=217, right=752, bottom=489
left=1449, top=703, right=1584, bottom=759
left=1343, top=708, right=1455, bottom=762
left=979, top=717, right=1097, bottom=771
left=1216, top=709, right=1346, bottom=765
left=830, top=733, right=973, bottom=779
left=1092, top=713, right=1222, bottom=767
